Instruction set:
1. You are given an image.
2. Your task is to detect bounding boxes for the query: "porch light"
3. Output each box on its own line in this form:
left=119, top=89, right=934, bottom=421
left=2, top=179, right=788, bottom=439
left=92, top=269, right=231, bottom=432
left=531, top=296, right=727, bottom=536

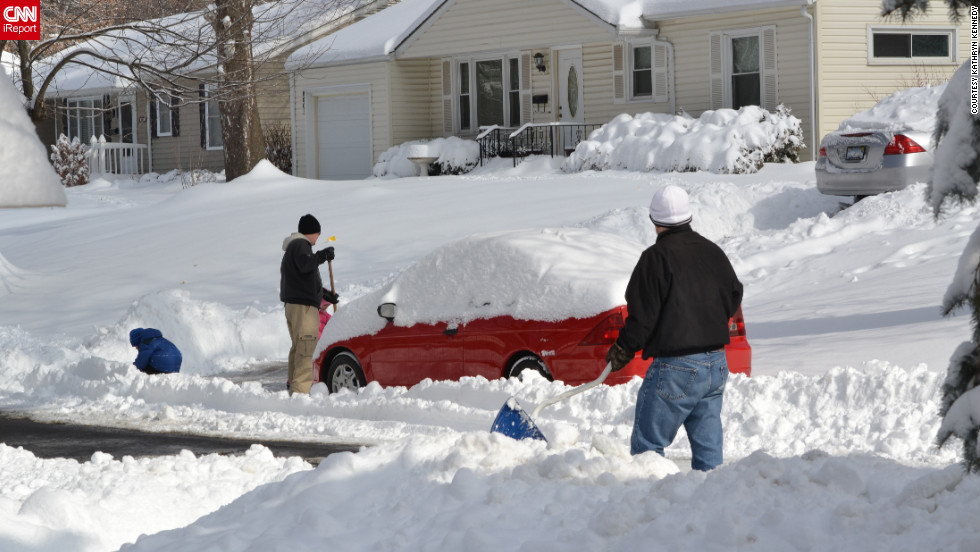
left=533, top=52, right=546, bottom=72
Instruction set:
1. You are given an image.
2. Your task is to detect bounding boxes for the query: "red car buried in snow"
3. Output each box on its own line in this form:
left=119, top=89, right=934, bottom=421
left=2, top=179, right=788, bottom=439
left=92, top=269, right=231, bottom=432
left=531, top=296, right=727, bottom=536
left=313, top=229, right=750, bottom=392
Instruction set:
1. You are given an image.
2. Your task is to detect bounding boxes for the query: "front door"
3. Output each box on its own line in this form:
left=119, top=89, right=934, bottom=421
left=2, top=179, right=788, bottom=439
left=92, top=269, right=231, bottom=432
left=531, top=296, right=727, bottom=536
left=556, top=48, right=585, bottom=154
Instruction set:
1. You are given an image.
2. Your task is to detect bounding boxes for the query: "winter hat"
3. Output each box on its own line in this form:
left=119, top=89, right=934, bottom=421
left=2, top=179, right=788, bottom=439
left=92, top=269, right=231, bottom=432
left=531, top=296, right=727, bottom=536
left=298, top=214, right=321, bottom=235
left=129, top=328, right=144, bottom=347
left=649, top=185, right=693, bottom=227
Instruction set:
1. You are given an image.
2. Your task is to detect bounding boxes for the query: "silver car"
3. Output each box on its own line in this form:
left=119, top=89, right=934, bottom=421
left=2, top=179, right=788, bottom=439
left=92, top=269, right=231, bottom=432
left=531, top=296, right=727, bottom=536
left=815, top=129, right=934, bottom=199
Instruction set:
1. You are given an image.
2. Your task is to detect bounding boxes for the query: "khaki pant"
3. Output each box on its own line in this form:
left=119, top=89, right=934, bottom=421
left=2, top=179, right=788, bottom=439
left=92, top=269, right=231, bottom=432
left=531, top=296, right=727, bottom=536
left=285, top=303, right=319, bottom=395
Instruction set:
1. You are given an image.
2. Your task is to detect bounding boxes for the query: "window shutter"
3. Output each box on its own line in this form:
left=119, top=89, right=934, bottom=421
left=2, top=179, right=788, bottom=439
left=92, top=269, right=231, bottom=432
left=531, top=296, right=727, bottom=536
left=441, top=59, right=453, bottom=135
left=171, top=93, right=180, bottom=137
left=612, top=43, right=625, bottom=104
left=520, top=52, right=532, bottom=124
left=709, top=32, right=724, bottom=110
left=61, top=99, right=69, bottom=138
left=652, top=42, right=669, bottom=104
left=199, top=85, right=207, bottom=149
left=149, top=97, right=157, bottom=139
left=761, top=26, right=778, bottom=111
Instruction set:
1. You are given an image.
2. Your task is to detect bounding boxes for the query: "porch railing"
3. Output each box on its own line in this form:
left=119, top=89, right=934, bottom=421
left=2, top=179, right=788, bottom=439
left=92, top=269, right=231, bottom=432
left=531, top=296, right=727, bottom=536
left=476, top=122, right=603, bottom=166
left=87, top=135, right=148, bottom=176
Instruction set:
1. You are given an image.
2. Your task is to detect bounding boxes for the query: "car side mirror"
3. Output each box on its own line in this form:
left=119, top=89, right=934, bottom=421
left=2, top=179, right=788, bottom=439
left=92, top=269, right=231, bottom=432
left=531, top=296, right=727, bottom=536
left=377, top=303, right=396, bottom=322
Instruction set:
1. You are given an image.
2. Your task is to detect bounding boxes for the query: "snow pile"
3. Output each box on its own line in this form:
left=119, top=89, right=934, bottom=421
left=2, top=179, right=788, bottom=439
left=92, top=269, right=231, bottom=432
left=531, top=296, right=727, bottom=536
left=123, top=433, right=977, bottom=552
left=564, top=105, right=803, bottom=174
left=372, top=137, right=480, bottom=178
left=0, top=444, right=308, bottom=552
left=839, top=82, right=946, bottom=133
left=0, top=74, right=66, bottom=208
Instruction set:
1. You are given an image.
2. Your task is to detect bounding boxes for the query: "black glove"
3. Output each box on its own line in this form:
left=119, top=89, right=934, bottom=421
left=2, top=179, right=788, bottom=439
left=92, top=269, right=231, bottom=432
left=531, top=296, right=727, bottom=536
left=605, top=342, right=634, bottom=372
left=322, top=288, right=340, bottom=305
left=318, top=246, right=335, bottom=263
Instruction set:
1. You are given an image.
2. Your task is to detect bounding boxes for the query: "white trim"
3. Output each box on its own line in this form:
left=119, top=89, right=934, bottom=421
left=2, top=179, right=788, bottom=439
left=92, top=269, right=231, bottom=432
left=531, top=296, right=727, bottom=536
left=155, top=93, right=173, bottom=137
left=203, top=85, right=223, bottom=151
left=866, top=25, right=959, bottom=65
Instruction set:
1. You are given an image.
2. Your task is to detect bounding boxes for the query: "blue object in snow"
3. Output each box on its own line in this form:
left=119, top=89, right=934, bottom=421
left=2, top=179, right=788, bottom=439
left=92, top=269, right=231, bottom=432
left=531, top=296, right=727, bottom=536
left=490, top=397, right=547, bottom=442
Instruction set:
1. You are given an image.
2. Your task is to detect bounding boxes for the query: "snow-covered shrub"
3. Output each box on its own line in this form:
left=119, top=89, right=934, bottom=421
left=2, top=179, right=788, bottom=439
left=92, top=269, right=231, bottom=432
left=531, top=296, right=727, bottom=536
left=264, top=122, right=292, bottom=175
left=49, top=134, right=89, bottom=187
left=373, top=137, right=480, bottom=178
left=563, top=105, right=803, bottom=175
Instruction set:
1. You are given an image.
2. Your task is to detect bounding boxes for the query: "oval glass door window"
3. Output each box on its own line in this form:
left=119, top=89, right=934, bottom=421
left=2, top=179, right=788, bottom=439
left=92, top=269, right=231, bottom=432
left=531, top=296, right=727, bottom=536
left=567, top=65, right=579, bottom=118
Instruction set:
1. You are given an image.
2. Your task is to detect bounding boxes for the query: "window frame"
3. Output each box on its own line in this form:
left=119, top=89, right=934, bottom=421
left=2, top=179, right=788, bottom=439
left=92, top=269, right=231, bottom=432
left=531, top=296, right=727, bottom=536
left=455, top=52, right=522, bottom=133
left=203, top=85, right=223, bottom=150
left=629, top=41, right=654, bottom=101
left=65, top=96, right=104, bottom=143
left=155, top=92, right=174, bottom=137
left=866, top=26, right=958, bottom=65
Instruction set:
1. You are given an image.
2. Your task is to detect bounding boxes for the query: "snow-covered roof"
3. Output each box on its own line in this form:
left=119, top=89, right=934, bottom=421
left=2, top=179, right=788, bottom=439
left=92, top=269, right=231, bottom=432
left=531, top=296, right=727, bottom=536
left=41, top=0, right=378, bottom=97
left=288, top=0, right=812, bottom=69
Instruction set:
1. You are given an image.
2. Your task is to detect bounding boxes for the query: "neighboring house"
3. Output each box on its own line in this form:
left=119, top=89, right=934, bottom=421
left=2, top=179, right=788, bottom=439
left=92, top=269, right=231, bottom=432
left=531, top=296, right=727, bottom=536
left=286, top=0, right=971, bottom=180
left=34, top=0, right=395, bottom=176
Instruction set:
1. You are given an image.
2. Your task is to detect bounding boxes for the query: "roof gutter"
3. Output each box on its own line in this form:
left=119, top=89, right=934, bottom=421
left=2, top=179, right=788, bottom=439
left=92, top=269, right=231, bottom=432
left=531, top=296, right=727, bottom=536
left=649, top=0, right=804, bottom=21
left=801, top=0, right=816, bottom=160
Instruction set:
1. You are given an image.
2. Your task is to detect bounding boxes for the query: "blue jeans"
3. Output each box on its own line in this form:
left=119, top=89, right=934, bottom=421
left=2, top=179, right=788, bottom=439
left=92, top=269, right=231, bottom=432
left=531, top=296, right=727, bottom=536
left=630, top=350, right=728, bottom=471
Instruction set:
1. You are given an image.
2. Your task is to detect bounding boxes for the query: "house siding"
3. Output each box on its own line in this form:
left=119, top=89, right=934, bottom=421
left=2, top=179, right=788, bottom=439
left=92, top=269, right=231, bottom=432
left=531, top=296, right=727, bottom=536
left=291, top=62, right=390, bottom=178
left=149, top=79, right=225, bottom=174
left=400, top=0, right=614, bottom=60
left=812, top=0, right=970, bottom=141
left=654, top=6, right=815, bottom=158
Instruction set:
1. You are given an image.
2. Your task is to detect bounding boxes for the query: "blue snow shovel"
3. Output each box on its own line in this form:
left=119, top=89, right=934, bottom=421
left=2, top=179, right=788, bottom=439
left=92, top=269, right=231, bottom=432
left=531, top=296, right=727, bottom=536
left=491, top=362, right=613, bottom=442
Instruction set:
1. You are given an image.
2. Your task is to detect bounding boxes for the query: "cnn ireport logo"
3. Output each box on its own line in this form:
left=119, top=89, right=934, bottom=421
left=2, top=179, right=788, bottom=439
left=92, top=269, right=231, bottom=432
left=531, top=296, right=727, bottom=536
left=1, top=0, right=40, bottom=40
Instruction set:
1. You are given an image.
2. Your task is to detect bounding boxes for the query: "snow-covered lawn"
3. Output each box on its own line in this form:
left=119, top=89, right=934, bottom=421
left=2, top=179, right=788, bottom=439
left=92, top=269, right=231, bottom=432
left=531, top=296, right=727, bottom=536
left=0, top=157, right=977, bottom=551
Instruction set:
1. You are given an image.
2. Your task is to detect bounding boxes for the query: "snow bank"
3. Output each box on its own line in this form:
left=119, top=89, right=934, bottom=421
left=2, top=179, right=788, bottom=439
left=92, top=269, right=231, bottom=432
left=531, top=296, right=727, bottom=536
left=564, top=105, right=803, bottom=174
left=0, top=74, right=66, bottom=208
left=121, top=432, right=978, bottom=552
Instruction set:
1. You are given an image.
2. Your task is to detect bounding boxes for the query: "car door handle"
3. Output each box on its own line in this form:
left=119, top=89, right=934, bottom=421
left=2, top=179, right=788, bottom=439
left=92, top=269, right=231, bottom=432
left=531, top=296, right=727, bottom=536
left=443, top=327, right=458, bottom=336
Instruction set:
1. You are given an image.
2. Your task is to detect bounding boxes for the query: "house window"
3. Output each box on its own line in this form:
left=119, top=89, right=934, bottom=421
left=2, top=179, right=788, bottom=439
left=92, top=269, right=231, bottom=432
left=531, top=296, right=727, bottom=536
left=869, top=27, right=955, bottom=63
left=631, top=45, right=653, bottom=98
left=204, top=86, right=223, bottom=149
left=156, top=93, right=173, bottom=137
left=456, top=55, right=521, bottom=131
left=731, top=35, right=760, bottom=110
left=65, top=97, right=104, bottom=143
left=709, top=27, right=776, bottom=111
left=459, top=62, right=471, bottom=131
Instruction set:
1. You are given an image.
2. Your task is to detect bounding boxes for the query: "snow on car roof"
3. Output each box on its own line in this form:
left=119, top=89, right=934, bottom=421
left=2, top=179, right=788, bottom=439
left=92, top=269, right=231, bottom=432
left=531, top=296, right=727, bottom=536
left=316, top=228, right=645, bottom=353
left=837, top=83, right=946, bottom=134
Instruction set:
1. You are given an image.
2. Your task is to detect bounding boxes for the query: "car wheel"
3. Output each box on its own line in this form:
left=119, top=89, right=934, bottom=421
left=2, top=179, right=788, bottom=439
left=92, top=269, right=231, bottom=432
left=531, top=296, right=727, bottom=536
left=326, top=352, right=366, bottom=393
left=507, top=355, right=552, bottom=381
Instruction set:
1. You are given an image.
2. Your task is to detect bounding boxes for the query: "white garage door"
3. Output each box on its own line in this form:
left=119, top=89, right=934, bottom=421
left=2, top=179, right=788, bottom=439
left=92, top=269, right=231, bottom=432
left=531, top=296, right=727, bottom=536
left=316, top=93, right=371, bottom=180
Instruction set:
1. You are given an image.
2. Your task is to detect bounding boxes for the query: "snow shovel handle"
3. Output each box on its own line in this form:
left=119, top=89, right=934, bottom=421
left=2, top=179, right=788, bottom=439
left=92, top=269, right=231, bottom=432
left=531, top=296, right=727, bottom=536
left=328, top=260, right=337, bottom=313
left=530, top=362, right=612, bottom=419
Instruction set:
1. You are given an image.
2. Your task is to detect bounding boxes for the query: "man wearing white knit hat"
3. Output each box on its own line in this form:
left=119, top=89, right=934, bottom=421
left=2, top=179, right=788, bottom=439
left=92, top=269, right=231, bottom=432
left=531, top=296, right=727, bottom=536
left=606, top=185, right=743, bottom=471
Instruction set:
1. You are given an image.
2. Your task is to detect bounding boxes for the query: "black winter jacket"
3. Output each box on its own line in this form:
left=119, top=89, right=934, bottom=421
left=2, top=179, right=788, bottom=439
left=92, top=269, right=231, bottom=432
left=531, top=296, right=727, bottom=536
left=280, top=233, right=330, bottom=308
left=617, top=224, right=743, bottom=359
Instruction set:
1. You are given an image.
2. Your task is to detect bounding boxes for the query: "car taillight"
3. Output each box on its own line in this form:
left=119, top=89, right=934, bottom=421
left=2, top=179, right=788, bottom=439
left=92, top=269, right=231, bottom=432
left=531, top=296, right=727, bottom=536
left=729, top=306, right=746, bottom=338
left=884, top=134, right=926, bottom=155
left=580, top=312, right=624, bottom=346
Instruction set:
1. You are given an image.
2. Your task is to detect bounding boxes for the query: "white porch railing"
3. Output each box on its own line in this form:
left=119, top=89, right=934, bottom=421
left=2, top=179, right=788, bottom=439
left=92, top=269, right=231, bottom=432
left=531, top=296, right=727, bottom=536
left=86, top=135, right=148, bottom=176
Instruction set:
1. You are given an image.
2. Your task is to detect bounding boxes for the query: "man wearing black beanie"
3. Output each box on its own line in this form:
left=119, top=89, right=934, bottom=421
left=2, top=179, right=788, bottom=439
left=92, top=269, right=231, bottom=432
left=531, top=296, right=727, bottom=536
left=280, top=213, right=335, bottom=394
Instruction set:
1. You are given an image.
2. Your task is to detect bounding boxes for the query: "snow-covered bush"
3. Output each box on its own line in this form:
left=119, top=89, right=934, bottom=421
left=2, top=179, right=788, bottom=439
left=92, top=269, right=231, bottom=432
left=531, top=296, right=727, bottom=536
left=49, top=134, right=89, bottom=187
left=563, top=105, right=803, bottom=175
left=373, top=137, right=480, bottom=178
left=264, top=122, right=292, bottom=175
